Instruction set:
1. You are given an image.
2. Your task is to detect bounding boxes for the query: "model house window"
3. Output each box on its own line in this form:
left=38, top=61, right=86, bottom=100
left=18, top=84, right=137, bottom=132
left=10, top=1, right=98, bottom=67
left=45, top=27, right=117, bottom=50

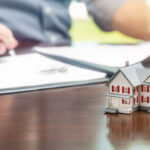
left=111, top=86, right=118, bottom=93
left=122, top=99, right=124, bottom=104
left=134, top=98, right=135, bottom=104
left=128, top=88, right=130, bottom=94
left=125, top=88, right=128, bottom=94
left=112, top=86, right=114, bottom=92
left=147, top=86, right=149, bottom=93
left=141, top=96, right=144, bottom=102
left=141, top=85, right=144, bottom=92
left=122, top=87, right=124, bottom=93
left=125, top=100, right=128, bottom=104
left=114, top=87, right=117, bottom=92
left=129, top=100, right=130, bottom=105
left=137, top=87, right=139, bottom=92
left=144, top=97, right=147, bottom=102
left=137, top=96, right=138, bottom=103
left=117, top=86, right=120, bottom=93
left=144, top=86, right=147, bottom=92
left=147, top=97, right=149, bottom=103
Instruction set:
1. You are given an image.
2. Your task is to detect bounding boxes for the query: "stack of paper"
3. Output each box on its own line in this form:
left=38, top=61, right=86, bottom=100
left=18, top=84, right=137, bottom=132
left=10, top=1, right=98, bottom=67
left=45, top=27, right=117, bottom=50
left=0, top=42, right=150, bottom=94
left=0, top=53, right=106, bottom=94
left=34, top=42, right=150, bottom=67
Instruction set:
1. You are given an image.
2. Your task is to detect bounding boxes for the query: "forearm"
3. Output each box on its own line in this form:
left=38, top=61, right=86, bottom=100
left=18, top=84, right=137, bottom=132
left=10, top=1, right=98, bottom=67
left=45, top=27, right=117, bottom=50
left=111, top=0, right=150, bottom=40
left=84, top=0, right=127, bottom=31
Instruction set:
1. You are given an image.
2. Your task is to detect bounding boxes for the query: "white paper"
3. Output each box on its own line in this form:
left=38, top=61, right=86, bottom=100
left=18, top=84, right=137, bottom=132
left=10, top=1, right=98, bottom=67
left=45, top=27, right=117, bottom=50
left=34, top=42, right=150, bottom=67
left=0, top=53, right=105, bottom=90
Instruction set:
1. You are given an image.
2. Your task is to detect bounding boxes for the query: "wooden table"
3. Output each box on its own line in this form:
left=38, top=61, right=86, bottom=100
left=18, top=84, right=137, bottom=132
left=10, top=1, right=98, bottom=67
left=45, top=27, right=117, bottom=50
left=0, top=83, right=150, bottom=150
left=0, top=45, right=150, bottom=150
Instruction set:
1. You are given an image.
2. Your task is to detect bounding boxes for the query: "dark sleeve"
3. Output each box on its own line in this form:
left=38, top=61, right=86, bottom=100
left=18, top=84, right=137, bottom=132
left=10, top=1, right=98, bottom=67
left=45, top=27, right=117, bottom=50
left=84, top=0, right=127, bottom=31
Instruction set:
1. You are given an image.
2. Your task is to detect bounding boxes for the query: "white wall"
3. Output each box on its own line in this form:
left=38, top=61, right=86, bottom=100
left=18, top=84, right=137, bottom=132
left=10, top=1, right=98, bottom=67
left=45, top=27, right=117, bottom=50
left=140, top=85, right=150, bottom=107
left=107, top=96, right=132, bottom=113
left=109, top=72, right=133, bottom=95
left=119, top=98, right=133, bottom=113
left=133, top=86, right=140, bottom=108
left=143, top=77, right=150, bottom=107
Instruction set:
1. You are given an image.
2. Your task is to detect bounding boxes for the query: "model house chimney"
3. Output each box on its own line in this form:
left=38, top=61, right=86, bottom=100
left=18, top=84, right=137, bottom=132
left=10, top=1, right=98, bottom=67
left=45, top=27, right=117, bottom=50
left=125, top=61, right=129, bottom=67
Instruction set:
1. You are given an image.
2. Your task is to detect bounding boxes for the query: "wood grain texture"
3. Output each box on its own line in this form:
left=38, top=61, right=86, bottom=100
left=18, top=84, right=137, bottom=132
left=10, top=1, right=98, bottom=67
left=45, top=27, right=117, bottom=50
left=1, top=45, right=150, bottom=150
left=0, top=83, right=150, bottom=150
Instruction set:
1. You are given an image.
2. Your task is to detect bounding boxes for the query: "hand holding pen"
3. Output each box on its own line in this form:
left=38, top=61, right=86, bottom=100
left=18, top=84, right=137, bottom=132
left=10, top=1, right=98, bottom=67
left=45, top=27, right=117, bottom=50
left=0, top=24, right=18, bottom=55
left=8, top=49, right=16, bottom=56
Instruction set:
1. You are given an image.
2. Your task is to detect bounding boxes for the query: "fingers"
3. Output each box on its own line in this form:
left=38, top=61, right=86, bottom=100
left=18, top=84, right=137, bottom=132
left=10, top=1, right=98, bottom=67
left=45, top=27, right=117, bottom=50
left=0, top=29, right=18, bottom=49
left=0, top=42, right=7, bottom=55
left=0, top=24, right=18, bottom=55
left=0, top=24, right=18, bottom=50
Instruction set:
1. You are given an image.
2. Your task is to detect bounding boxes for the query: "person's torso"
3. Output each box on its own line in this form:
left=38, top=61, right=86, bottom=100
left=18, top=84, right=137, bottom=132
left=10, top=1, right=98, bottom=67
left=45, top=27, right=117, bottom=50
left=0, top=0, right=71, bottom=45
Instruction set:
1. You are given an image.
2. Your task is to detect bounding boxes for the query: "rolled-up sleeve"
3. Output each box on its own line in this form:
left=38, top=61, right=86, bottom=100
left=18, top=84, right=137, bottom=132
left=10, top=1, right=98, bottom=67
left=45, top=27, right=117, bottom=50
left=84, top=0, right=127, bottom=31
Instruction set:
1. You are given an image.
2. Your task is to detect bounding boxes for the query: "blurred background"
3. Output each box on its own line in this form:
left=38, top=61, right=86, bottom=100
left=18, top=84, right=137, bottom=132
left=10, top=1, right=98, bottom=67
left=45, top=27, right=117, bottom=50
left=69, top=0, right=150, bottom=44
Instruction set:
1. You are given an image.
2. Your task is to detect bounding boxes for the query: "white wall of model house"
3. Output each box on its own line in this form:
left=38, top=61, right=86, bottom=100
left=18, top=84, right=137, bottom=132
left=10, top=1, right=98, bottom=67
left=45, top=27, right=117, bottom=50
left=133, top=74, right=150, bottom=107
left=112, top=97, right=133, bottom=113
left=109, top=72, right=133, bottom=96
left=133, top=86, right=140, bottom=108
left=108, top=72, right=133, bottom=113
left=108, top=71, right=150, bottom=113
left=139, top=84, right=150, bottom=108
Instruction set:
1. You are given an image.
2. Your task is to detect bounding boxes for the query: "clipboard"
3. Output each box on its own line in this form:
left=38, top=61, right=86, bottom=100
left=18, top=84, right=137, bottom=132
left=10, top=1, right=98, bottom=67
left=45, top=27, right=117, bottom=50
left=0, top=53, right=108, bottom=95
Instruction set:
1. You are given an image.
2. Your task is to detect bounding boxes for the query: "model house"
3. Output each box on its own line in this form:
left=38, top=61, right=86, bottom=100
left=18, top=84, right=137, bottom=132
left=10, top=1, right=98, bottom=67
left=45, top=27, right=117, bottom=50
left=105, top=63, right=150, bottom=114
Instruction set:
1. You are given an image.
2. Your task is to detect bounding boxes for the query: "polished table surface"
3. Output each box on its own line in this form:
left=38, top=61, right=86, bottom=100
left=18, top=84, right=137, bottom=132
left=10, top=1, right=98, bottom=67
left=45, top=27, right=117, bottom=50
left=0, top=83, right=150, bottom=150
left=0, top=45, right=150, bottom=150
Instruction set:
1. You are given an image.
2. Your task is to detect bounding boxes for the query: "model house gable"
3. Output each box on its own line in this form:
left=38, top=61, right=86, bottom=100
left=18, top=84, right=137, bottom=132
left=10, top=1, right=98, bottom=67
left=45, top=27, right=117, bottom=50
left=109, top=71, right=133, bottom=95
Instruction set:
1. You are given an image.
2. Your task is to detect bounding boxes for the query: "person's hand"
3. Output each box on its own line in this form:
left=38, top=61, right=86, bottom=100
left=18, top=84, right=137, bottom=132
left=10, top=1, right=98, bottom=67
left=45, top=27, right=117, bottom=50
left=0, top=24, right=18, bottom=55
left=111, top=0, right=150, bottom=41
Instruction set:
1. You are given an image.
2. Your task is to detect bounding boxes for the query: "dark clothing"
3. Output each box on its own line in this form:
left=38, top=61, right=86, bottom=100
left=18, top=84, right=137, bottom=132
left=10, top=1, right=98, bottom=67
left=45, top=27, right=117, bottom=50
left=0, top=0, right=127, bottom=45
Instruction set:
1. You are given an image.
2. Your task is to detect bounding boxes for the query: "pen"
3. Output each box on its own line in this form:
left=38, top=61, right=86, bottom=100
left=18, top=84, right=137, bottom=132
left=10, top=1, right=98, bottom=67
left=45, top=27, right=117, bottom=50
left=8, top=49, right=16, bottom=57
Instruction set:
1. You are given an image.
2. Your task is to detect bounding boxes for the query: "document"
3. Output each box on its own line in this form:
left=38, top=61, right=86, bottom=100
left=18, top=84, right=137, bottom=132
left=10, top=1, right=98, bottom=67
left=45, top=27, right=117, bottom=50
left=34, top=42, right=150, bottom=67
left=0, top=53, right=106, bottom=94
